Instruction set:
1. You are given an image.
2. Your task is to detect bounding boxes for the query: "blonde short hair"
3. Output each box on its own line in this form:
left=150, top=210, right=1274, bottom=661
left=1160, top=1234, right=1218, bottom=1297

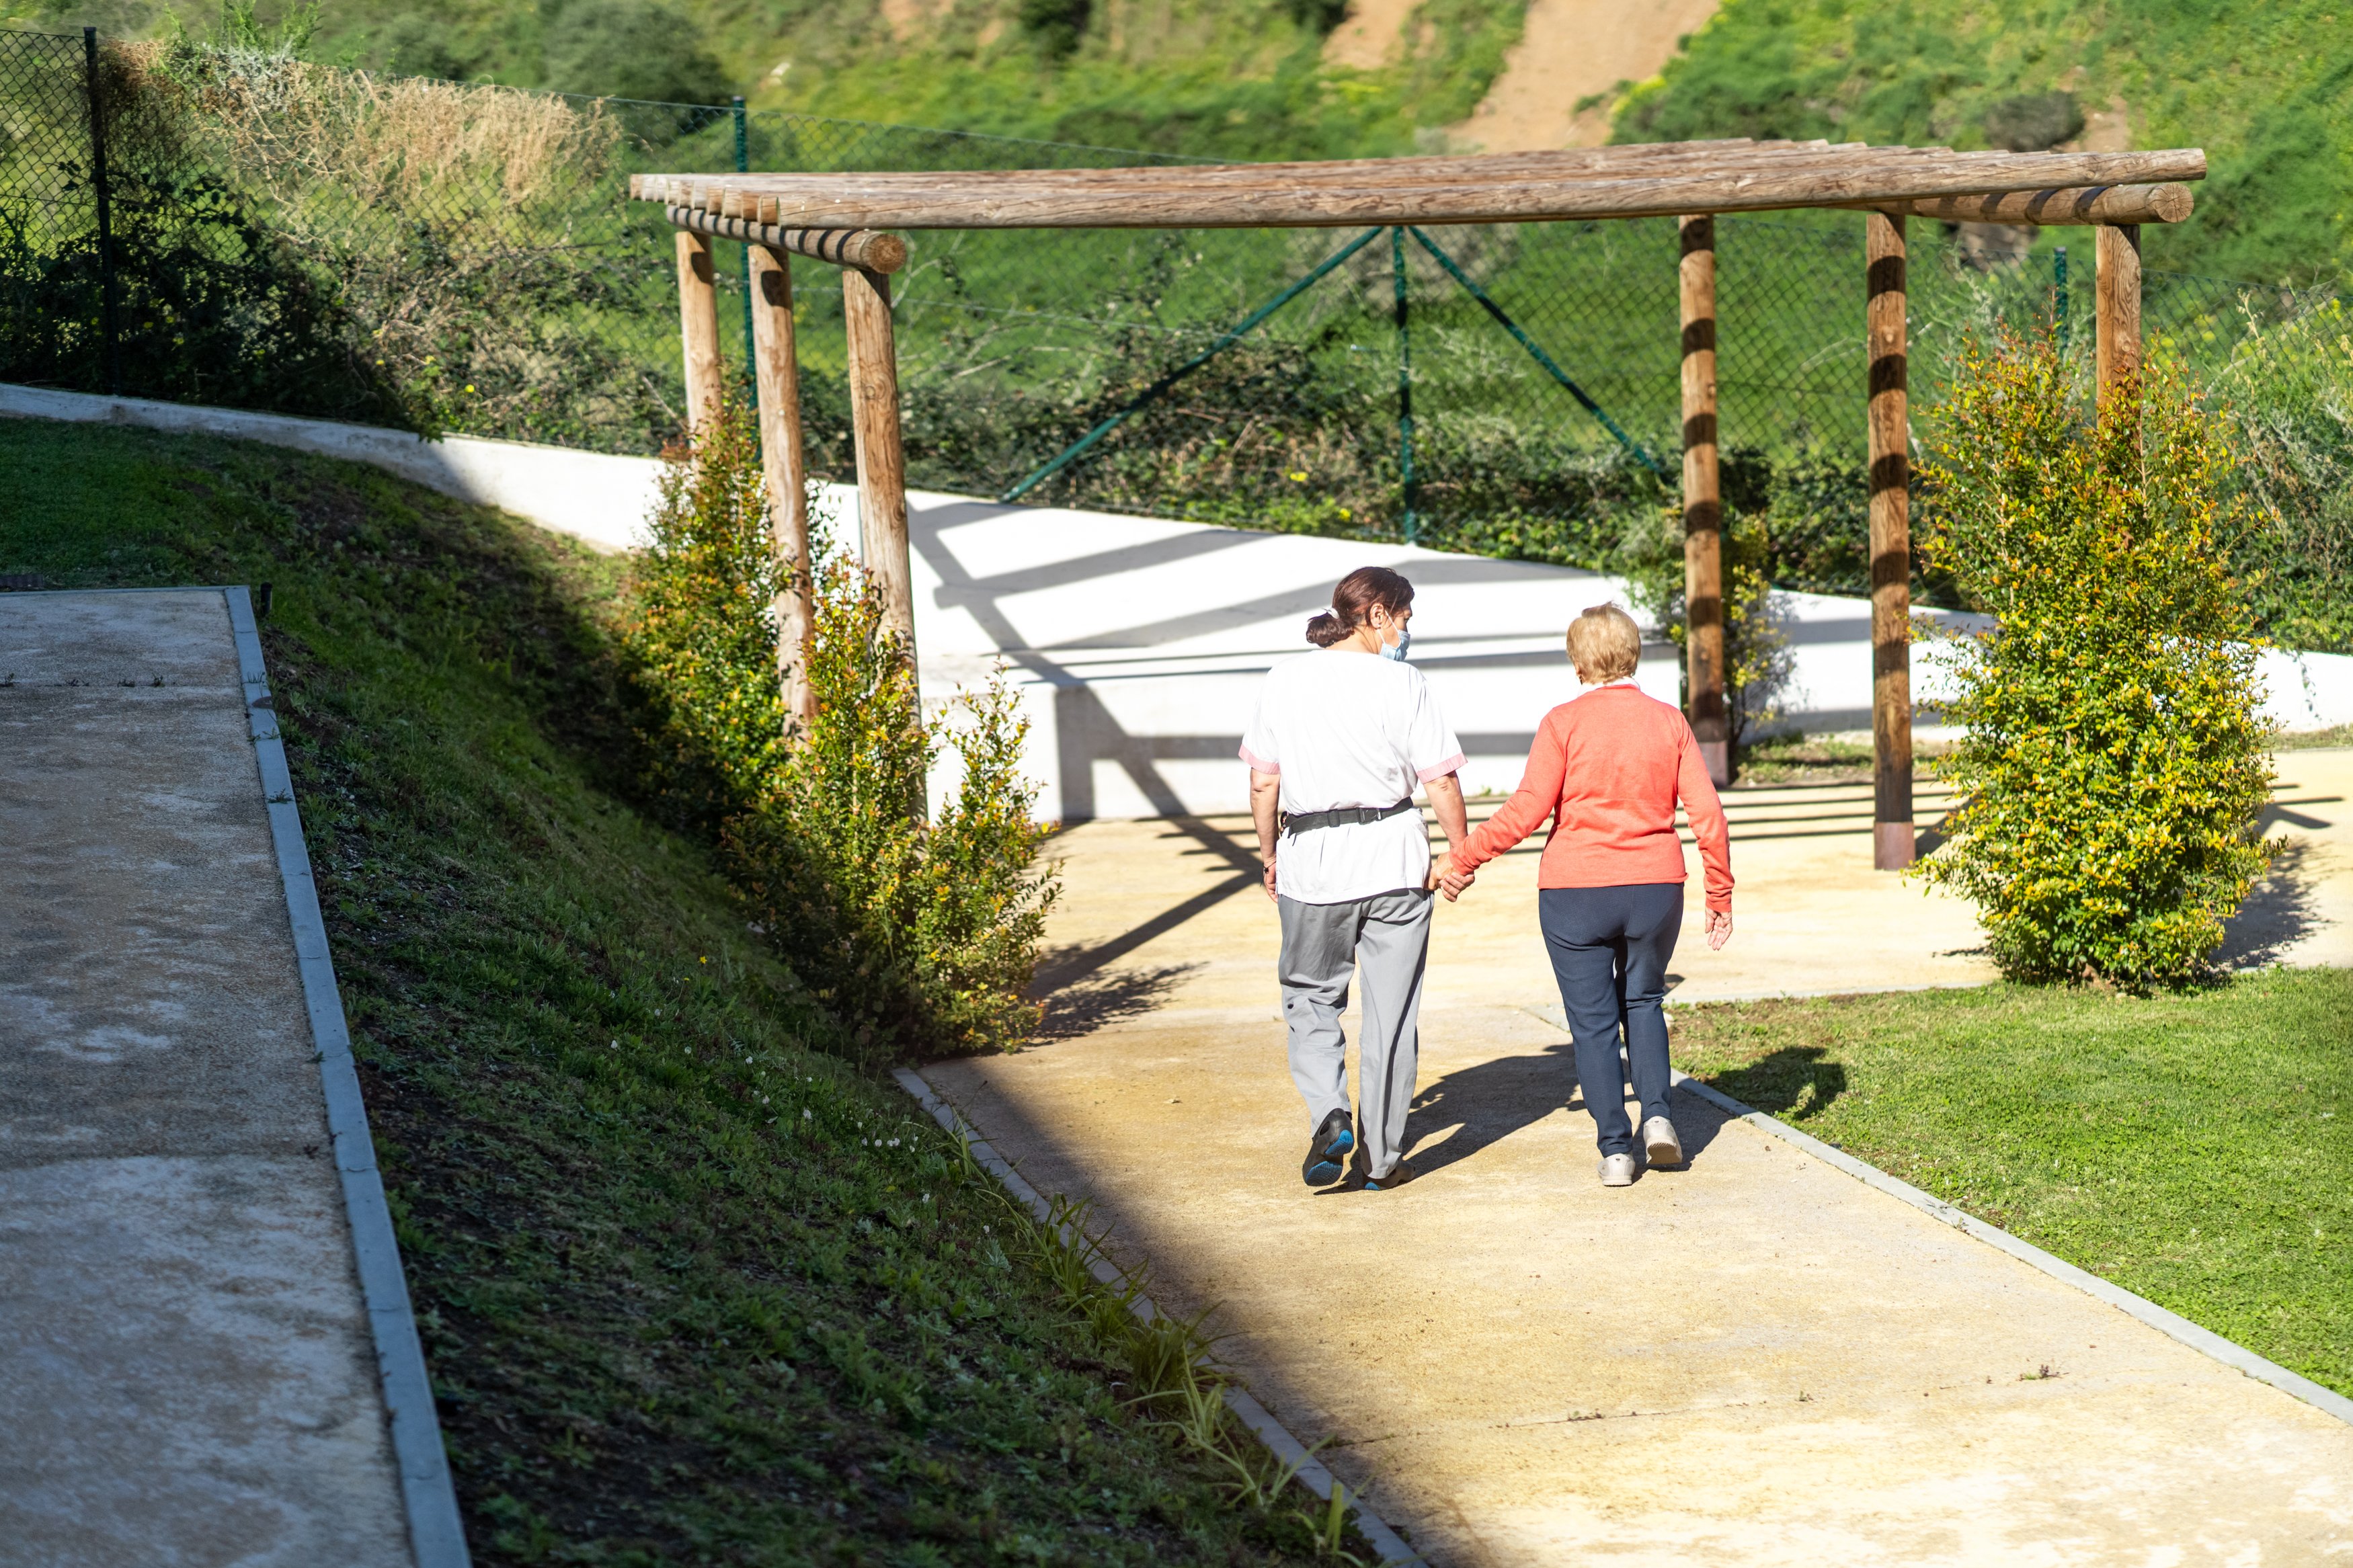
left=1566, top=603, right=1642, bottom=682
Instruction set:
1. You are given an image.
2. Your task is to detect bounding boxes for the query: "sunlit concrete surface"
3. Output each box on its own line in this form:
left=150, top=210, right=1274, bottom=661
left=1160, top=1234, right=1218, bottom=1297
left=925, top=767, right=2353, bottom=1565
left=0, top=590, right=410, bottom=1567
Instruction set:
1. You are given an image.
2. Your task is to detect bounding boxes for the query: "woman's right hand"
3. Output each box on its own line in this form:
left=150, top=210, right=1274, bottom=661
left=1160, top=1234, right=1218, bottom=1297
left=1705, top=909, right=1733, bottom=950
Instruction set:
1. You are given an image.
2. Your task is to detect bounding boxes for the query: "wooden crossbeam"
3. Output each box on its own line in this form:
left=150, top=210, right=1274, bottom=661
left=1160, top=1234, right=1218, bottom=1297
left=634, top=145, right=2204, bottom=230
left=662, top=203, right=908, bottom=274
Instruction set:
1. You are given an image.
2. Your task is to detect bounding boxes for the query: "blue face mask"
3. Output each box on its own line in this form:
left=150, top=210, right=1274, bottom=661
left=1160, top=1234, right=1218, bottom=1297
left=1380, top=627, right=1411, bottom=662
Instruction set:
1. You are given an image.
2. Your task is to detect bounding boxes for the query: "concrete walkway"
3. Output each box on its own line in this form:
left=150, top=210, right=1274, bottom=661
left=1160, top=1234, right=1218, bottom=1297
left=924, top=759, right=2353, bottom=1565
left=0, top=591, right=419, bottom=1565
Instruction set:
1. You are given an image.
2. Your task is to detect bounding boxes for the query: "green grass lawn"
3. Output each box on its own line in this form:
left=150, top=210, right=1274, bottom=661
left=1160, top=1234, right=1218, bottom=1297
left=1671, top=973, right=2353, bottom=1397
left=0, top=416, right=1353, bottom=1566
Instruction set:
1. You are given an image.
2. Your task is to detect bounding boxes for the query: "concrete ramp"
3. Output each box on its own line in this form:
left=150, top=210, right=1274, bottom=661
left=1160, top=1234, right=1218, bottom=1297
left=0, top=590, right=459, bottom=1566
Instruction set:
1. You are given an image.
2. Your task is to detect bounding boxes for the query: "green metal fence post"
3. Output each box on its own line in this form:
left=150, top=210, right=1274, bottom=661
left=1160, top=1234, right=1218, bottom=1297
left=733, top=95, right=754, bottom=403
left=1000, top=226, right=1385, bottom=504
left=1392, top=226, right=1417, bottom=544
left=82, top=27, right=118, bottom=397
left=2054, top=244, right=2069, bottom=354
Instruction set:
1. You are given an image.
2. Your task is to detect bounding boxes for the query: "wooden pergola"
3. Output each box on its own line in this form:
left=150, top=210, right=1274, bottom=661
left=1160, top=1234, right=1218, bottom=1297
left=633, top=138, right=2203, bottom=867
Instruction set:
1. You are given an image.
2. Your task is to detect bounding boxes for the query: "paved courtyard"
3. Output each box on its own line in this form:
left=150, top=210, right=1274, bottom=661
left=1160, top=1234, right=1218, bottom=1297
left=921, top=757, right=2353, bottom=1565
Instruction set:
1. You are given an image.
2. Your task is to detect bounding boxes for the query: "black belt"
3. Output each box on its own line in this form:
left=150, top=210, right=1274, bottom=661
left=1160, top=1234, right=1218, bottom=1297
left=1283, top=797, right=1416, bottom=836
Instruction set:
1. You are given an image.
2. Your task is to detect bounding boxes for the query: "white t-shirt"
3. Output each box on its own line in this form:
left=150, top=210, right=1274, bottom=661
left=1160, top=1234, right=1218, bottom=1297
left=1240, top=651, right=1466, bottom=905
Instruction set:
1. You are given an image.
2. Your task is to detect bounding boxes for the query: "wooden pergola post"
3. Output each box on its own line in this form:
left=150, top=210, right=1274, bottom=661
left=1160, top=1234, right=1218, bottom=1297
left=2096, top=222, right=2143, bottom=413
left=1866, top=211, right=1914, bottom=871
left=842, top=263, right=915, bottom=655
left=674, top=229, right=723, bottom=434
left=1678, top=214, right=1730, bottom=787
left=748, top=243, right=815, bottom=727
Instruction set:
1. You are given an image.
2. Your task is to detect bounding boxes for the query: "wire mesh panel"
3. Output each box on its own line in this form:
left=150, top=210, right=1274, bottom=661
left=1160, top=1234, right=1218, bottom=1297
left=0, top=28, right=108, bottom=395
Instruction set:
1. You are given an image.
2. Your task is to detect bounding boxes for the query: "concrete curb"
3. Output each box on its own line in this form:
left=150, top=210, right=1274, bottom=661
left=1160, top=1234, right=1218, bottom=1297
left=1667, top=1067, right=2353, bottom=1428
left=227, top=586, right=473, bottom=1567
left=892, top=1069, right=1428, bottom=1568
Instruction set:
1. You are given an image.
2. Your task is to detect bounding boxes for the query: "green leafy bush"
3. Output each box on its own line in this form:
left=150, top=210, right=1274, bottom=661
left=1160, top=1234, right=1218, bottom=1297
left=623, top=396, right=1058, bottom=1059
left=1912, top=335, right=2275, bottom=987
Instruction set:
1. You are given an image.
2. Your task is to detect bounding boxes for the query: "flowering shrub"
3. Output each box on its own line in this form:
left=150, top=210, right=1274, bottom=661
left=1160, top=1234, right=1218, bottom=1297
left=1913, top=335, right=2274, bottom=988
left=623, top=395, right=1057, bottom=1059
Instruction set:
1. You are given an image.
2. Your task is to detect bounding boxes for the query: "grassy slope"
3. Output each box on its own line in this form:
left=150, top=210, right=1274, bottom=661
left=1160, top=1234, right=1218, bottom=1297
left=1670, top=973, right=2353, bottom=1395
left=0, top=416, right=1347, bottom=1566
left=1615, top=0, right=2353, bottom=284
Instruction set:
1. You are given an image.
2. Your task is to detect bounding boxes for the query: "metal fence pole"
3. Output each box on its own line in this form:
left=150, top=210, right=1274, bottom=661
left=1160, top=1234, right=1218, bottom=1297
left=2055, top=244, right=2069, bottom=353
left=1392, top=226, right=1416, bottom=544
left=82, top=26, right=119, bottom=397
left=733, top=95, right=754, bottom=403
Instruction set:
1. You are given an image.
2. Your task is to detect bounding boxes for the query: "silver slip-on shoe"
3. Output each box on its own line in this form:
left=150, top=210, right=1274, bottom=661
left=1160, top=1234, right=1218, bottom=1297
left=1642, top=1116, right=1685, bottom=1169
left=1598, top=1153, right=1638, bottom=1187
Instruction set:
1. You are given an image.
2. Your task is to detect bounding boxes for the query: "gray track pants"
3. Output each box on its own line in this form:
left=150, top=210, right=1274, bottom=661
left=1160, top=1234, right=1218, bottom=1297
left=1277, top=888, right=1433, bottom=1180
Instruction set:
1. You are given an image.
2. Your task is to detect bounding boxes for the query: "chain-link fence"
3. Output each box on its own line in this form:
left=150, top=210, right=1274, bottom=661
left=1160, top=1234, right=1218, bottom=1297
left=4, top=27, right=2347, bottom=643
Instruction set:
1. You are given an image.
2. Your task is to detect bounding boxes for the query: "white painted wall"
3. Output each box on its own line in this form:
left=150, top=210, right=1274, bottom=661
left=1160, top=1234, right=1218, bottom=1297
left=9, top=382, right=2350, bottom=822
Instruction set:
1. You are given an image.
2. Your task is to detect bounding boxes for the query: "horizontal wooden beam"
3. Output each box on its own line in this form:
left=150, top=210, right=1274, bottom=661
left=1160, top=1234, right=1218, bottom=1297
left=659, top=202, right=908, bottom=274
left=1866, top=182, right=2193, bottom=226
left=633, top=146, right=2206, bottom=231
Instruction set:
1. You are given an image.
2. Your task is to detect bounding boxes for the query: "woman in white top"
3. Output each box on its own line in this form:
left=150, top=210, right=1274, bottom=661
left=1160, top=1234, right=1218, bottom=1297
left=1240, top=566, right=1472, bottom=1190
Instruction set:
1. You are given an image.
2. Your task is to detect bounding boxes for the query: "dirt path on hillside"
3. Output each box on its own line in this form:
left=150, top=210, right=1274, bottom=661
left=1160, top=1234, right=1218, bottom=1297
left=1322, top=0, right=1424, bottom=71
left=1453, top=0, right=1721, bottom=151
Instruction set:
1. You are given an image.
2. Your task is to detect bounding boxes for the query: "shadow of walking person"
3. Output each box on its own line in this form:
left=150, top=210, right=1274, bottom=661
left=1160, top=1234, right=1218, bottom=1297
left=1403, top=1040, right=1734, bottom=1175
left=1698, top=1045, right=1849, bottom=1122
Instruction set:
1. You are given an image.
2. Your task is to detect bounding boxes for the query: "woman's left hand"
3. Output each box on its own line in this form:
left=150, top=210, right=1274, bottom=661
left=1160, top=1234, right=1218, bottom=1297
left=1430, top=853, right=1474, bottom=901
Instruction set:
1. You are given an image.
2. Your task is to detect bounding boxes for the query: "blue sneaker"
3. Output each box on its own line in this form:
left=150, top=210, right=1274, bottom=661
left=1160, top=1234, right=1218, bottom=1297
left=1355, top=1151, right=1415, bottom=1192
left=1302, top=1110, right=1354, bottom=1186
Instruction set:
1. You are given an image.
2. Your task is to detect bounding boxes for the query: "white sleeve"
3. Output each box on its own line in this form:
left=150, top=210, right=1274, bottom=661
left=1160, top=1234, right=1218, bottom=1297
left=1404, top=673, right=1466, bottom=782
left=1239, top=681, right=1281, bottom=774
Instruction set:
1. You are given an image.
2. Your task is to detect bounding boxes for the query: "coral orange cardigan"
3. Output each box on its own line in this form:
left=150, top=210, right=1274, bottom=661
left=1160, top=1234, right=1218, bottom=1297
left=1451, top=684, right=1733, bottom=912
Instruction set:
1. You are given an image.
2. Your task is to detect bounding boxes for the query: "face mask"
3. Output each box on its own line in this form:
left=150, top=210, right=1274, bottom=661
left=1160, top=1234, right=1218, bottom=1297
left=1380, top=626, right=1411, bottom=662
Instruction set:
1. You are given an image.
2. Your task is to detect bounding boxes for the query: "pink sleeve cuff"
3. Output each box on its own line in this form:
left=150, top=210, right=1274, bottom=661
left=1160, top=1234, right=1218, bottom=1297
left=1416, top=751, right=1468, bottom=783
left=1239, top=744, right=1279, bottom=774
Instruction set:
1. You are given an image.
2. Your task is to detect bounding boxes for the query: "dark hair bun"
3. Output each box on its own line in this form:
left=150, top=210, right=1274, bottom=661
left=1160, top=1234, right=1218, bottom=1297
left=1308, top=566, right=1414, bottom=649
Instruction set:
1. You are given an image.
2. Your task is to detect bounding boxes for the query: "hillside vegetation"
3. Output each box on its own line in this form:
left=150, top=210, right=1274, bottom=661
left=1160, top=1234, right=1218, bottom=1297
left=19, top=0, right=2349, bottom=280
left=0, top=415, right=1365, bottom=1565
left=1616, top=0, right=2353, bottom=284
left=12, top=0, right=1526, bottom=160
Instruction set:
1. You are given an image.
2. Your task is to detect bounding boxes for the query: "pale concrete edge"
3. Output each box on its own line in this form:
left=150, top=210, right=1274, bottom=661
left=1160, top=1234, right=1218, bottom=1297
left=225, top=585, right=475, bottom=1567
left=1668, top=1068, right=2353, bottom=1427
left=891, top=1069, right=1429, bottom=1568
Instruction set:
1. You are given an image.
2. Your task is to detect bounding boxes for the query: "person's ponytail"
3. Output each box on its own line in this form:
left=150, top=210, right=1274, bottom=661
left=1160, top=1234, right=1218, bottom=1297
left=1305, top=566, right=1414, bottom=647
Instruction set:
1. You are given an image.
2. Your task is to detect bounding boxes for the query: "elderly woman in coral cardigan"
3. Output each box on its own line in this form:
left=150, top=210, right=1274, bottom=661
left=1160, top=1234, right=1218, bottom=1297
left=1437, top=603, right=1734, bottom=1188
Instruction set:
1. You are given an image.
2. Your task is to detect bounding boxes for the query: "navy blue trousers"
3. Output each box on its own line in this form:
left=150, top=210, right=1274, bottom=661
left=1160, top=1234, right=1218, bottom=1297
left=1538, top=883, right=1683, bottom=1157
